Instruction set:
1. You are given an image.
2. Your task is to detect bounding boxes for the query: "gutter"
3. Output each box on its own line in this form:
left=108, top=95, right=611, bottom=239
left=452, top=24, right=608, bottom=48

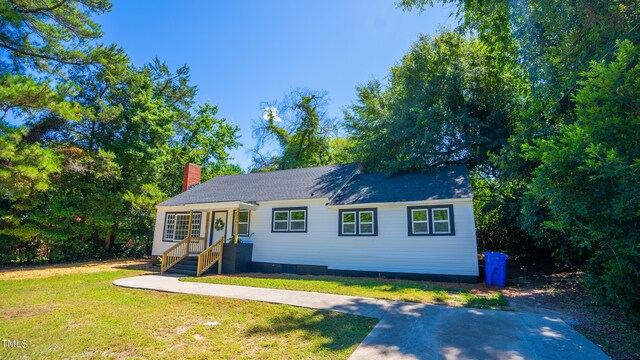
left=325, top=197, right=474, bottom=208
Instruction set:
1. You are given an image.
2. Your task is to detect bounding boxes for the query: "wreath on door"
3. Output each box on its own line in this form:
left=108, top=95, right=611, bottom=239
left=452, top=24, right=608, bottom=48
left=214, top=218, right=224, bottom=231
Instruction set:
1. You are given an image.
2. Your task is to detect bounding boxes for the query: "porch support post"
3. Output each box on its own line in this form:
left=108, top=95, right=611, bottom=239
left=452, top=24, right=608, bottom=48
left=234, top=207, right=239, bottom=244
left=218, top=242, right=223, bottom=274
left=187, top=210, right=193, bottom=241
left=204, top=211, right=211, bottom=245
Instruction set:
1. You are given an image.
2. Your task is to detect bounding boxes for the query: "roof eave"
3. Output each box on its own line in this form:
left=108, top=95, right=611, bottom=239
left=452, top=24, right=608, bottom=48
left=156, top=201, right=258, bottom=211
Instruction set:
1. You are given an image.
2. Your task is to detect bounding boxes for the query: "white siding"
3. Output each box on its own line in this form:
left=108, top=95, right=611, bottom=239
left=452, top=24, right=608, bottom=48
left=151, top=198, right=479, bottom=276
left=249, top=199, right=478, bottom=276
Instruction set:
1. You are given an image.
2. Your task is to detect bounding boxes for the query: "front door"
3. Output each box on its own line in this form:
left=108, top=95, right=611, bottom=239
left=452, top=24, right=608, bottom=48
left=210, top=211, right=228, bottom=245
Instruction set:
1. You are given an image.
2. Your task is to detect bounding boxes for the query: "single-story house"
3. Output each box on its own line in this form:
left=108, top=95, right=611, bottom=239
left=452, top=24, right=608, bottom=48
left=151, top=162, right=479, bottom=282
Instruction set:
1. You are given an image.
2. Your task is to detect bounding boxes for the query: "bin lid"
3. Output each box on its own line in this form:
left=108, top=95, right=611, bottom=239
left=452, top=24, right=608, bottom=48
left=484, top=251, right=509, bottom=259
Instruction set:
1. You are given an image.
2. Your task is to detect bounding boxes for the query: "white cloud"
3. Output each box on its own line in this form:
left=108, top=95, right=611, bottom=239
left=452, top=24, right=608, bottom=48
left=262, top=106, right=281, bottom=122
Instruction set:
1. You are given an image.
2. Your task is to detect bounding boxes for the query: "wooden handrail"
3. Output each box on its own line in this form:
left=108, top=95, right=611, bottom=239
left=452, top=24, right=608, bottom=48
left=188, top=237, right=207, bottom=253
left=160, top=236, right=209, bottom=273
left=196, top=236, right=224, bottom=276
left=160, top=236, right=191, bottom=273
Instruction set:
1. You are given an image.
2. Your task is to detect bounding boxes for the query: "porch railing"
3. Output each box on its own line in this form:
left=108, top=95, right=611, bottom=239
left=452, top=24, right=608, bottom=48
left=197, top=236, right=224, bottom=276
left=160, top=236, right=189, bottom=273
left=188, top=236, right=207, bottom=253
left=160, top=236, right=207, bottom=273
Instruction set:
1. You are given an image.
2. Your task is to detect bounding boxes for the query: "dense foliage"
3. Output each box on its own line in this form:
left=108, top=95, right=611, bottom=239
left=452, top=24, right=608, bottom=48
left=0, top=0, right=240, bottom=263
left=345, top=32, right=523, bottom=172
left=377, top=0, right=639, bottom=321
left=524, top=41, right=640, bottom=320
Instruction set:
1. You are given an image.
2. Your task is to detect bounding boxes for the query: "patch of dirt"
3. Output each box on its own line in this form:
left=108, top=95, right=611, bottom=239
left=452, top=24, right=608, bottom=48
left=501, top=262, right=640, bottom=360
left=0, top=258, right=157, bottom=280
left=1, top=304, right=60, bottom=319
left=175, top=325, right=189, bottom=335
left=98, top=348, right=136, bottom=359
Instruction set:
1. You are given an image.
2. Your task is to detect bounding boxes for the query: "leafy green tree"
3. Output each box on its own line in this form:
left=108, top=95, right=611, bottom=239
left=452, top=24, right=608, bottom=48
left=0, top=125, right=61, bottom=262
left=0, top=0, right=124, bottom=121
left=398, top=0, right=640, bottom=264
left=523, top=41, right=640, bottom=319
left=29, top=148, right=122, bottom=261
left=46, top=60, right=241, bottom=256
left=345, top=32, right=524, bottom=173
left=0, top=1, right=242, bottom=262
left=0, top=0, right=121, bottom=263
left=400, top=0, right=640, bottom=177
left=161, top=102, right=242, bottom=195
left=0, top=0, right=118, bottom=70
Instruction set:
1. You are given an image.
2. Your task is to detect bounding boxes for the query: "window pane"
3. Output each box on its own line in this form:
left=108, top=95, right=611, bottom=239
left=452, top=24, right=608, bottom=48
left=290, top=220, right=305, bottom=230
left=343, top=223, right=356, bottom=234
left=275, top=211, right=288, bottom=221
left=359, top=211, right=373, bottom=223
left=190, top=226, right=200, bottom=237
left=175, top=215, right=189, bottom=240
left=190, top=213, right=201, bottom=237
left=342, top=212, right=355, bottom=223
left=433, top=209, right=449, bottom=221
left=238, top=224, right=249, bottom=236
left=434, top=222, right=450, bottom=233
left=413, top=222, right=428, bottom=234
left=165, top=214, right=176, bottom=240
left=291, top=210, right=305, bottom=220
left=239, top=211, right=249, bottom=223
left=360, top=223, right=373, bottom=234
left=412, top=210, right=427, bottom=221
left=274, top=221, right=288, bottom=230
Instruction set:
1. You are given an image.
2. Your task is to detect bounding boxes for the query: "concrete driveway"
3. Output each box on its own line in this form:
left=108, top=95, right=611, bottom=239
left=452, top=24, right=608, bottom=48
left=114, top=275, right=609, bottom=360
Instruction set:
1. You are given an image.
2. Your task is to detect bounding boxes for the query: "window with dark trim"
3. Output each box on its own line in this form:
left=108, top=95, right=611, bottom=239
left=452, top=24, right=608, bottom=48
left=271, top=207, right=307, bottom=232
left=232, top=210, right=251, bottom=237
left=163, top=212, right=202, bottom=241
left=407, top=205, right=455, bottom=236
left=338, top=208, right=378, bottom=236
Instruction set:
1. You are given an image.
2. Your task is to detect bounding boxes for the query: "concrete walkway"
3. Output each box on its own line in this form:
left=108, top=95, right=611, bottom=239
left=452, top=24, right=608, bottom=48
left=113, top=275, right=609, bottom=360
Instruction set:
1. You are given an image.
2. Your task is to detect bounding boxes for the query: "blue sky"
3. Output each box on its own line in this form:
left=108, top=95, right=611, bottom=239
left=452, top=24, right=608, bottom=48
left=100, top=1, right=452, bottom=169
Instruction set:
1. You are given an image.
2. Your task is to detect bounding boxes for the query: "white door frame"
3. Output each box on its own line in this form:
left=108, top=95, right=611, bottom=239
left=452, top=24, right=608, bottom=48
left=209, top=210, right=228, bottom=245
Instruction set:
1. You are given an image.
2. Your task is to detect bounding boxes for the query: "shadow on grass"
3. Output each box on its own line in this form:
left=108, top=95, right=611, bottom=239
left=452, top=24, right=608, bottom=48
left=243, top=308, right=378, bottom=354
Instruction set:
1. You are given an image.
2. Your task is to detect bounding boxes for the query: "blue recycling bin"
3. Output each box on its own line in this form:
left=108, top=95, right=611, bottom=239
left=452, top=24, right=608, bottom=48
left=484, top=252, right=508, bottom=287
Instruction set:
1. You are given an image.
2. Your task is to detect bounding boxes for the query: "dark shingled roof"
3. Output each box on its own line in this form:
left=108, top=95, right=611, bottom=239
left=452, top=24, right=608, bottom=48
left=159, top=163, right=360, bottom=206
left=329, top=164, right=473, bottom=205
left=159, top=163, right=472, bottom=207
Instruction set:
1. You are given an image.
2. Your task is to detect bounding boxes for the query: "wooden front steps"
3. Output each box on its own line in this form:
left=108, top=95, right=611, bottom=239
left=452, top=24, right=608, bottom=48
left=161, top=235, right=224, bottom=276
left=166, top=257, right=199, bottom=276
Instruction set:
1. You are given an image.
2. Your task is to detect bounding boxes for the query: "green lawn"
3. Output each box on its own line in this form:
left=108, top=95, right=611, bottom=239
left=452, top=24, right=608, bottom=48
left=0, top=260, right=377, bottom=359
left=184, top=273, right=509, bottom=310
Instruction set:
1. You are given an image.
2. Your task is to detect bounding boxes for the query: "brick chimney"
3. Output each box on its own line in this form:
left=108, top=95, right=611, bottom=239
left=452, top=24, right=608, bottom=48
left=182, top=163, right=202, bottom=192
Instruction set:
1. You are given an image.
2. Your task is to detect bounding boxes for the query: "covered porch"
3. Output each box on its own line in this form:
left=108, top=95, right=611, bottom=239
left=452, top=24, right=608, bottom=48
left=159, top=201, right=257, bottom=276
